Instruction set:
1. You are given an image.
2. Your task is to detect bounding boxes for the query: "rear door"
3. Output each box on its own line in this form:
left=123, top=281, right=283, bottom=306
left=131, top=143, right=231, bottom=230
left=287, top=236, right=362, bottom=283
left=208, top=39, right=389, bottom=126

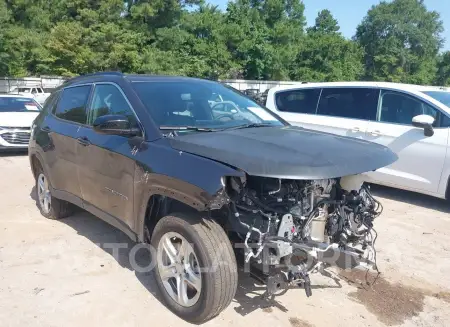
left=364, top=90, right=449, bottom=194
left=77, top=83, right=142, bottom=231
left=42, top=85, right=92, bottom=203
left=272, top=87, right=379, bottom=139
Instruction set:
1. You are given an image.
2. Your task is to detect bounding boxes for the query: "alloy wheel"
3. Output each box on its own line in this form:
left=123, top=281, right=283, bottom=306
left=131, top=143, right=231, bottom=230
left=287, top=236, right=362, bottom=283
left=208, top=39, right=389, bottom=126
left=37, top=173, right=51, bottom=214
left=157, top=232, right=202, bottom=307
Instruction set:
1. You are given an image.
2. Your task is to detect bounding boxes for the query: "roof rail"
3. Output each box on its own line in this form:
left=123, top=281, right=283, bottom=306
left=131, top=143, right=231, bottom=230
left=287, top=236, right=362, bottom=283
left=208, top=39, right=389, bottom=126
left=63, top=71, right=123, bottom=84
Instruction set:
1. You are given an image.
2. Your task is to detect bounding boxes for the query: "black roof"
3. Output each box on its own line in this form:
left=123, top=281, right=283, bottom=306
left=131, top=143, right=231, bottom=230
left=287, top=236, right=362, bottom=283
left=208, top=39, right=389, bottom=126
left=60, top=71, right=214, bottom=89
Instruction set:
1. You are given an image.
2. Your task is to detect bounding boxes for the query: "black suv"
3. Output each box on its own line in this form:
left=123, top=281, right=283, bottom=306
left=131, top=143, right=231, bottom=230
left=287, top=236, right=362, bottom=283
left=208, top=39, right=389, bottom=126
left=29, top=72, right=396, bottom=323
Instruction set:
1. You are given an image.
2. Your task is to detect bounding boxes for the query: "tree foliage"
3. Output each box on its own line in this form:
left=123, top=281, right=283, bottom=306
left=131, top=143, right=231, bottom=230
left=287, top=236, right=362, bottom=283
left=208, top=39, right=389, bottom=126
left=355, top=0, right=444, bottom=84
left=0, top=0, right=447, bottom=85
left=307, top=9, right=339, bottom=35
left=436, top=51, right=450, bottom=86
left=293, top=9, right=364, bottom=82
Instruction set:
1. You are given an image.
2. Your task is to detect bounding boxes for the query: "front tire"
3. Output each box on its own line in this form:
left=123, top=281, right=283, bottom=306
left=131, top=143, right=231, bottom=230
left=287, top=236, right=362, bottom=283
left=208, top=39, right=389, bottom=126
left=35, top=165, right=73, bottom=220
left=151, top=213, right=238, bottom=323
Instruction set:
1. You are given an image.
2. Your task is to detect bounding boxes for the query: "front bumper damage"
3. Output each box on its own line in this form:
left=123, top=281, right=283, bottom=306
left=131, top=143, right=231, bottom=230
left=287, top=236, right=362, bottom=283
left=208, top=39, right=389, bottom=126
left=246, top=239, right=377, bottom=300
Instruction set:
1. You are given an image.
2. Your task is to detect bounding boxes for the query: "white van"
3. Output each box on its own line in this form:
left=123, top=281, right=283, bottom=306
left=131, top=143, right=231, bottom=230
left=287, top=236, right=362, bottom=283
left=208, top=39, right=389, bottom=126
left=266, top=82, right=450, bottom=199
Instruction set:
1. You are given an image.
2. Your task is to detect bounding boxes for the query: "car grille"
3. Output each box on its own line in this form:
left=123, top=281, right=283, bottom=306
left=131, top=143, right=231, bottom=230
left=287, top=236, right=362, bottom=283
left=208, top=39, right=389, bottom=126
left=1, top=132, right=31, bottom=145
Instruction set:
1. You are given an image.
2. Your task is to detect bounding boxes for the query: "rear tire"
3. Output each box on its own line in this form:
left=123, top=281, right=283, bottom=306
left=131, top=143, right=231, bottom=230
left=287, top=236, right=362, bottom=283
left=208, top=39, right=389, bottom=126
left=35, top=164, right=73, bottom=220
left=151, top=212, right=238, bottom=323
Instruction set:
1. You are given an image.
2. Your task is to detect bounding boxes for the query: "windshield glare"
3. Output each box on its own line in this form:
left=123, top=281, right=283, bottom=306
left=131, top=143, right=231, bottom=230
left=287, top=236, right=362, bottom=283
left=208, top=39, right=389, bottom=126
left=422, top=91, right=450, bottom=108
left=132, top=80, right=283, bottom=130
left=0, top=97, right=41, bottom=113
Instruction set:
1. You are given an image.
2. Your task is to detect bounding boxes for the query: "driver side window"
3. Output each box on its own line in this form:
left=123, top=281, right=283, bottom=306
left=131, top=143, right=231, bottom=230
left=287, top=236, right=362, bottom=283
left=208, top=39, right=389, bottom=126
left=89, top=84, right=138, bottom=127
left=379, top=91, right=438, bottom=126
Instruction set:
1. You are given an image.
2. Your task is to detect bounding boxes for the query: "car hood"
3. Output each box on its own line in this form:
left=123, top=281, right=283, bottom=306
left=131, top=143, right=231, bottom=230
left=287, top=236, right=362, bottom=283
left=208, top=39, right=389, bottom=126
left=169, top=126, right=398, bottom=179
left=0, top=112, right=39, bottom=128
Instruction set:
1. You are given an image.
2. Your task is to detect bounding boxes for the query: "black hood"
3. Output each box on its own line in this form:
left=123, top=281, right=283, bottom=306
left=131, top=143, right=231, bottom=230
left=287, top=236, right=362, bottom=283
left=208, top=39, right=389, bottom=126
left=169, top=126, right=398, bottom=180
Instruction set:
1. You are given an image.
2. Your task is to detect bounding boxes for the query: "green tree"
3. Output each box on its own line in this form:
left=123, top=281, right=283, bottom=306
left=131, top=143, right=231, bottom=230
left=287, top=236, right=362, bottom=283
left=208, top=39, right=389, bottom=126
left=224, top=0, right=305, bottom=80
left=291, top=10, right=363, bottom=82
left=307, top=9, right=339, bottom=34
left=355, top=0, right=444, bottom=84
left=0, top=0, right=11, bottom=75
left=292, top=34, right=364, bottom=82
left=436, top=51, right=450, bottom=86
left=128, top=0, right=200, bottom=31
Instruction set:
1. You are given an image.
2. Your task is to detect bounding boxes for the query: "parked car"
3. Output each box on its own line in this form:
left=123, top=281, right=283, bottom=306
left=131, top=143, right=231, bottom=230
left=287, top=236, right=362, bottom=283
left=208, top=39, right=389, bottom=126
left=9, top=86, right=51, bottom=105
left=29, top=73, right=396, bottom=322
left=0, top=95, right=41, bottom=150
left=266, top=82, right=450, bottom=199
left=243, top=88, right=260, bottom=97
left=258, top=88, right=270, bottom=104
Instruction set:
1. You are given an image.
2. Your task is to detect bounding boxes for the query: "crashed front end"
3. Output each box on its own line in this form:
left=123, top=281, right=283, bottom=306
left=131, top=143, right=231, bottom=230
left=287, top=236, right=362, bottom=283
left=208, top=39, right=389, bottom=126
left=221, top=174, right=382, bottom=299
left=168, top=125, right=396, bottom=299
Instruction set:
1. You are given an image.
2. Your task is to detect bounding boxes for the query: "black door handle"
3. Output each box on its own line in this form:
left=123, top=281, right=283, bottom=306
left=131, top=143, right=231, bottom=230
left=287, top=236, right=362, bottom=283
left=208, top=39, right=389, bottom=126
left=77, top=136, right=91, bottom=146
left=41, top=126, right=51, bottom=132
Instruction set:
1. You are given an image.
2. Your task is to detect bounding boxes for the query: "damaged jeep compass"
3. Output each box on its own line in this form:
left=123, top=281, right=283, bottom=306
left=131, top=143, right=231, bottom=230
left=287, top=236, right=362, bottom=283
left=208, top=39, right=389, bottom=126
left=29, top=72, right=397, bottom=323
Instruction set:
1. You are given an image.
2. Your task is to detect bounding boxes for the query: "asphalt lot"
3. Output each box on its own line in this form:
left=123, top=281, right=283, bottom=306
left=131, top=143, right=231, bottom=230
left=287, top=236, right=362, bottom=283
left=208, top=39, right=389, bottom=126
left=1, top=152, right=450, bottom=327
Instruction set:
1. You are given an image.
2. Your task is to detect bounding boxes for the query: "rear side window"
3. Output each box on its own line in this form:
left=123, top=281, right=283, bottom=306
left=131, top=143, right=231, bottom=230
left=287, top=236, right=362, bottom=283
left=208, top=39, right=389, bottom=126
left=317, top=88, right=379, bottom=120
left=275, top=89, right=321, bottom=114
left=54, top=86, right=91, bottom=124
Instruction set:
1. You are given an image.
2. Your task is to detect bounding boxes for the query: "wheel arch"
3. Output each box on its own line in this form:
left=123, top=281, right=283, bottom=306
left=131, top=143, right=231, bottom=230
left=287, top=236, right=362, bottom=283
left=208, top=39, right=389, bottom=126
left=135, top=180, right=231, bottom=243
left=30, top=152, right=45, bottom=179
left=141, top=194, right=200, bottom=242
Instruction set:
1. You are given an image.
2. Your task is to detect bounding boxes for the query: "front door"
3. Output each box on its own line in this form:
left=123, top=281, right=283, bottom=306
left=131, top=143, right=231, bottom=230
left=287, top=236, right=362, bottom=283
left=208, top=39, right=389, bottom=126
left=77, top=83, right=141, bottom=230
left=364, top=90, right=449, bottom=194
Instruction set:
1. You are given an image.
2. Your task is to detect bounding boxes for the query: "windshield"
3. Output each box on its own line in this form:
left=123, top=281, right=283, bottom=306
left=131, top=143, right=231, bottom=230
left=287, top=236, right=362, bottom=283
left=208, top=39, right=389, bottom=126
left=0, top=97, right=41, bottom=113
left=132, top=80, right=284, bottom=130
left=422, top=91, right=450, bottom=108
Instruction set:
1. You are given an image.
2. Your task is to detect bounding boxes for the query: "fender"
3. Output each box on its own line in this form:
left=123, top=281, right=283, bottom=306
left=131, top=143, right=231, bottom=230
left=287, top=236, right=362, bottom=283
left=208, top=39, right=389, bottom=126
left=132, top=139, right=244, bottom=242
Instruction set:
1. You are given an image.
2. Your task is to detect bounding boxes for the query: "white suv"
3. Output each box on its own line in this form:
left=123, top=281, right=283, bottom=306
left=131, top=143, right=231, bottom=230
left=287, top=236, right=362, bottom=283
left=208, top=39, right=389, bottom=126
left=266, top=82, right=450, bottom=199
left=0, top=95, right=41, bottom=150
left=9, top=86, right=50, bottom=105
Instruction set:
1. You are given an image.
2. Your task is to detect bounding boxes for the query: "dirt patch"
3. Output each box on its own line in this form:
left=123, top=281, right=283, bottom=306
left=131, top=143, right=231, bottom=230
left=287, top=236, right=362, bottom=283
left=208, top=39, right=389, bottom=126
left=288, top=317, right=314, bottom=327
left=262, top=307, right=273, bottom=313
left=339, top=269, right=425, bottom=326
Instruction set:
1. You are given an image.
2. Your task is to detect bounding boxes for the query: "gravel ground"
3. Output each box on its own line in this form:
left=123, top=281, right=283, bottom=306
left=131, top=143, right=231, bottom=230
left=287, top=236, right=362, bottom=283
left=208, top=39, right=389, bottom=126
left=0, top=152, right=449, bottom=327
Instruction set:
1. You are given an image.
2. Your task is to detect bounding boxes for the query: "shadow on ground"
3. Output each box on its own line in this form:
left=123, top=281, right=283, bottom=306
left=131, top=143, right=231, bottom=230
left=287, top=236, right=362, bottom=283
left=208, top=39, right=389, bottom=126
left=232, top=269, right=342, bottom=317
left=30, top=184, right=447, bottom=320
left=369, top=184, right=450, bottom=213
left=30, top=185, right=163, bottom=304
left=0, top=149, right=28, bottom=157
left=29, top=185, right=343, bottom=319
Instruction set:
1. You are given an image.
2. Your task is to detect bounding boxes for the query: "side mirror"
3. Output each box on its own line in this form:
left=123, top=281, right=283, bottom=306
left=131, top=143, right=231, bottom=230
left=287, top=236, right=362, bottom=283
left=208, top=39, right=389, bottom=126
left=93, top=114, right=140, bottom=137
left=412, top=114, right=435, bottom=137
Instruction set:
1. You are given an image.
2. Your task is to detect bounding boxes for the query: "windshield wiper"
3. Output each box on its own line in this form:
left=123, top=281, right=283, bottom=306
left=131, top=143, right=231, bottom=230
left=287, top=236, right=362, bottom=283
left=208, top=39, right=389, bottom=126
left=222, top=123, right=274, bottom=130
left=159, top=126, right=217, bottom=132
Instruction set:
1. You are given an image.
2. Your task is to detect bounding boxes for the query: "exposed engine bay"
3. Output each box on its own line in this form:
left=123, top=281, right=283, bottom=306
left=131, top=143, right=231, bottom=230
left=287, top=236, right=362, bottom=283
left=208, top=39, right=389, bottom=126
left=223, top=174, right=382, bottom=299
